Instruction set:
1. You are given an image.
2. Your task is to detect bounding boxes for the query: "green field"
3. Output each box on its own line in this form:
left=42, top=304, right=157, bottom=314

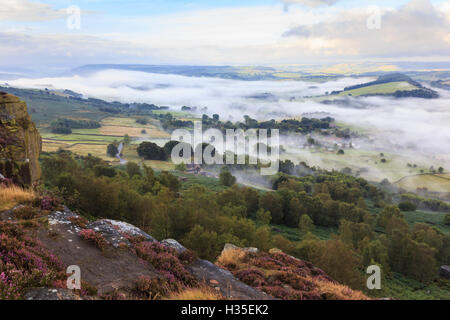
left=283, top=148, right=434, bottom=184
left=337, top=81, right=417, bottom=97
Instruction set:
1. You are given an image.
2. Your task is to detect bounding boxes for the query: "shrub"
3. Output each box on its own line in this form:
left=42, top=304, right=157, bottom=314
left=219, top=167, right=236, bottom=187
left=135, top=275, right=170, bottom=300
left=39, top=195, right=60, bottom=211
left=398, top=202, right=417, bottom=212
left=13, top=206, right=40, bottom=220
left=0, top=222, right=65, bottom=299
left=233, top=269, right=265, bottom=287
left=444, top=214, right=450, bottom=226
left=134, top=242, right=197, bottom=287
left=79, top=229, right=108, bottom=251
left=68, top=216, right=89, bottom=229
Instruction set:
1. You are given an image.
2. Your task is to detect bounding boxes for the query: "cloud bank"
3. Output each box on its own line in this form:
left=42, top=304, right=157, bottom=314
left=282, top=0, right=339, bottom=8
left=284, top=0, right=450, bottom=58
left=3, top=70, right=449, bottom=160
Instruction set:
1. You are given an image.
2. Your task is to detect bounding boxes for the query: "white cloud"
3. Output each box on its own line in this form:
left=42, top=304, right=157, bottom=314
left=0, top=0, right=66, bottom=21
left=0, top=0, right=449, bottom=68
left=283, top=0, right=450, bottom=58
left=281, top=0, right=340, bottom=8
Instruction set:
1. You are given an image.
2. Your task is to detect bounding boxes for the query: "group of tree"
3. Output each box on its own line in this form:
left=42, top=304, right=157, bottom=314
left=50, top=118, right=101, bottom=134
left=200, top=114, right=334, bottom=135
left=40, top=151, right=449, bottom=294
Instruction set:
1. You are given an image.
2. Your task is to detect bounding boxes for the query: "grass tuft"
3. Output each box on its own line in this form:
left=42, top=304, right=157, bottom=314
left=0, top=186, right=36, bottom=211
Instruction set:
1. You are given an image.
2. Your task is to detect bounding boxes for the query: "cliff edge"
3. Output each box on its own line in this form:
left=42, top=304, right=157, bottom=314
left=0, top=92, right=42, bottom=186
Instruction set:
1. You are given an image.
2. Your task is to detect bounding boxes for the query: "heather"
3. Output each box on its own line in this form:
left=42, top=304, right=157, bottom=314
left=79, top=229, right=108, bottom=251
left=0, top=221, right=65, bottom=299
left=134, top=241, right=198, bottom=290
left=217, top=248, right=369, bottom=300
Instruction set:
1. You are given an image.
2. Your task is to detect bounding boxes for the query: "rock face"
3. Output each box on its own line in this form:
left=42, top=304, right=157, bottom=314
left=0, top=92, right=42, bottom=185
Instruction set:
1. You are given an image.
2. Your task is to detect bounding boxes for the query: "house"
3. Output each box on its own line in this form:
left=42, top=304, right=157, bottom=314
left=186, top=164, right=201, bottom=174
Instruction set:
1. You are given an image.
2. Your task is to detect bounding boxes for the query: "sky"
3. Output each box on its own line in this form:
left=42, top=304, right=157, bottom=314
left=1, top=0, right=449, bottom=73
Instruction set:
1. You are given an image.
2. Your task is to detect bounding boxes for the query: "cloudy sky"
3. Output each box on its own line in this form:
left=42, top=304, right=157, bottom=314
left=1, top=0, right=449, bottom=73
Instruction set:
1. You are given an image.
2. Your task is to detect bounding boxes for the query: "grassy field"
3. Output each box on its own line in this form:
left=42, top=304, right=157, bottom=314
left=336, top=81, right=417, bottom=97
left=312, top=81, right=419, bottom=102
left=40, top=115, right=172, bottom=162
left=121, top=144, right=175, bottom=170
left=284, top=148, right=432, bottom=184
left=396, top=174, right=450, bottom=193
left=171, top=172, right=228, bottom=192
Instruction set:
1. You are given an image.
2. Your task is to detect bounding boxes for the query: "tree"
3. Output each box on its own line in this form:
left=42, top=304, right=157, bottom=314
left=253, top=227, right=272, bottom=252
left=259, top=192, right=284, bottom=225
left=182, top=225, right=220, bottom=261
left=284, top=197, right=305, bottom=227
left=337, top=149, right=345, bottom=155
left=123, top=134, right=131, bottom=145
left=310, top=237, right=364, bottom=289
left=241, top=187, right=260, bottom=215
left=256, top=208, right=271, bottom=225
left=438, top=167, right=444, bottom=174
left=107, top=144, right=118, bottom=157
left=299, top=214, right=314, bottom=233
left=126, top=162, right=141, bottom=178
left=219, top=167, right=236, bottom=187
left=137, top=142, right=167, bottom=161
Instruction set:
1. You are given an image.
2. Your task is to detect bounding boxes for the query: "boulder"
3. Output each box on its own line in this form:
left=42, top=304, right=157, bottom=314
left=87, top=219, right=156, bottom=248
left=161, top=239, right=187, bottom=253
left=222, top=243, right=258, bottom=255
left=440, top=265, right=450, bottom=279
left=187, top=259, right=272, bottom=300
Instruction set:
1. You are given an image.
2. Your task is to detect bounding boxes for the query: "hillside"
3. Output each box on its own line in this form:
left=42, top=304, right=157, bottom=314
left=0, top=197, right=371, bottom=300
left=0, top=94, right=370, bottom=300
left=325, top=73, right=439, bottom=99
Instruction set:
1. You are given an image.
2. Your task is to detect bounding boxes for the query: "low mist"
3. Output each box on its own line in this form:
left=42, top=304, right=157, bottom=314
left=2, top=69, right=449, bottom=166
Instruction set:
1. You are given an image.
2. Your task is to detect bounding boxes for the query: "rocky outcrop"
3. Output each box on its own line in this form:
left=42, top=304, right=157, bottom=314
left=25, top=288, right=80, bottom=301
left=440, top=266, right=450, bottom=279
left=39, top=208, right=271, bottom=300
left=216, top=245, right=370, bottom=300
left=0, top=92, right=42, bottom=185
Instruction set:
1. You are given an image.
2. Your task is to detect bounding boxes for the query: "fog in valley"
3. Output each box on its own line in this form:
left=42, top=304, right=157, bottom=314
left=3, top=69, right=450, bottom=176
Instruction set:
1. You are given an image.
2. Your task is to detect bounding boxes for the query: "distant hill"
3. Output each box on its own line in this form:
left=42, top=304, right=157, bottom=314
left=431, top=80, right=450, bottom=91
left=69, top=64, right=279, bottom=81
left=328, top=73, right=439, bottom=99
